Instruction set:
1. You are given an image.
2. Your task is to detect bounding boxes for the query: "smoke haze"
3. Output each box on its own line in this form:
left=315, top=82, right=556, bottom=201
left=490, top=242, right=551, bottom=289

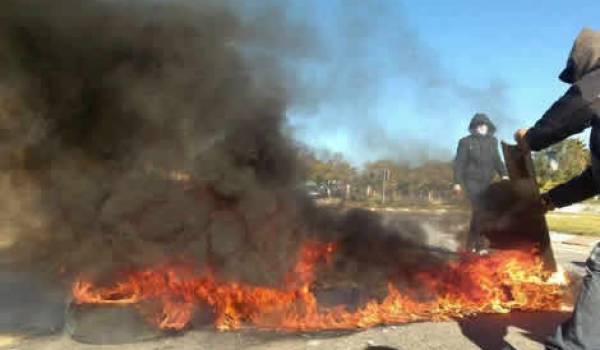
left=0, top=0, right=442, bottom=290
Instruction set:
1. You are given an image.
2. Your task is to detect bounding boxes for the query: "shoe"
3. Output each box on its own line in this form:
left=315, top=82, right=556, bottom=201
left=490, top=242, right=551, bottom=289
left=469, top=248, right=489, bottom=255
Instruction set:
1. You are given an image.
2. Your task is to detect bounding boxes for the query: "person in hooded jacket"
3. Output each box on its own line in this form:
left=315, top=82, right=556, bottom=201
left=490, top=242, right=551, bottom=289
left=514, top=28, right=600, bottom=350
left=453, top=113, right=507, bottom=252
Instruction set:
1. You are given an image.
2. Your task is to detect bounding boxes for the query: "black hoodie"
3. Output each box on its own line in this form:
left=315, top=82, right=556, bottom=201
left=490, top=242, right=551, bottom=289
left=524, top=28, right=600, bottom=207
left=454, top=113, right=507, bottom=200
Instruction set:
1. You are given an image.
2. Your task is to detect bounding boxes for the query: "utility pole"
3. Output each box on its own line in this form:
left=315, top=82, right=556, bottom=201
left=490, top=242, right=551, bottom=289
left=382, top=168, right=390, bottom=204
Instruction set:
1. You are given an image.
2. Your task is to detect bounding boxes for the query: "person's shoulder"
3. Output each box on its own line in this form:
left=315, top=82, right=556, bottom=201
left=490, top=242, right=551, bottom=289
left=459, top=135, right=473, bottom=143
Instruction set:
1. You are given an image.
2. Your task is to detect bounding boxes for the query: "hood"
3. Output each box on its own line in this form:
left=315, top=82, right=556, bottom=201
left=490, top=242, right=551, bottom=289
left=468, top=113, right=496, bottom=135
left=560, top=28, right=600, bottom=84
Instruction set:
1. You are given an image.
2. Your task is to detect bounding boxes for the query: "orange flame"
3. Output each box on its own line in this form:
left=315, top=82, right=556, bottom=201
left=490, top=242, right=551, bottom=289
left=72, top=241, right=568, bottom=331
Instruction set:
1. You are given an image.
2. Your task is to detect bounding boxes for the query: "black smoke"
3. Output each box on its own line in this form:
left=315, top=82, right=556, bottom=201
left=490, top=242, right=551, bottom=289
left=0, top=0, right=440, bottom=290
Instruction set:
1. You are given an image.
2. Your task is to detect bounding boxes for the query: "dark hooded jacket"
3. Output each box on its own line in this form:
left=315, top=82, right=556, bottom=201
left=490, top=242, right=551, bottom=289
left=524, top=28, right=600, bottom=207
left=454, top=113, right=507, bottom=201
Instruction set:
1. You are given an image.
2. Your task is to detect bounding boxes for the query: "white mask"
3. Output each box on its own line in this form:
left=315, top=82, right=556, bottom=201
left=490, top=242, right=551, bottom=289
left=476, top=124, right=488, bottom=135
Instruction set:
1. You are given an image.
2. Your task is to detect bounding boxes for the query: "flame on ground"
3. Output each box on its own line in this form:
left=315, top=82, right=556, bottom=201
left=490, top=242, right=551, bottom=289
left=72, top=241, right=569, bottom=332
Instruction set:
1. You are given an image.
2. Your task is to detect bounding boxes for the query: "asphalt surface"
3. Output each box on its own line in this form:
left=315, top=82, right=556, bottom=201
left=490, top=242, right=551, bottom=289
left=0, top=218, right=596, bottom=350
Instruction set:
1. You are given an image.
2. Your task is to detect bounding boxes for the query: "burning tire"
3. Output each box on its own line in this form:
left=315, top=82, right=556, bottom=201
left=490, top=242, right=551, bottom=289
left=65, top=303, right=164, bottom=344
left=66, top=299, right=216, bottom=344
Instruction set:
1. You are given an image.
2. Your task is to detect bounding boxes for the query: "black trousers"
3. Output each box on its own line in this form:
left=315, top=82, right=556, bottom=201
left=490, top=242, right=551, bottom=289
left=545, top=242, right=600, bottom=350
left=466, top=208, right=484, bottom=251
left=464, top=180, right=488, bottom=251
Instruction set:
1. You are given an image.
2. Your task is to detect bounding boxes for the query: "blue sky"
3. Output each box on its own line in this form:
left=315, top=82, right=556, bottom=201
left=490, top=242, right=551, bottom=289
left=281, top=0, right=600, bottom=165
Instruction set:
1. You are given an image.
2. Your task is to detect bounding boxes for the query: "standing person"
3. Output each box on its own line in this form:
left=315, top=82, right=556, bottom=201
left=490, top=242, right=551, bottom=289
left=453, top=113, right=508, bottom=253
left=512, top=28, right=600, bottom=350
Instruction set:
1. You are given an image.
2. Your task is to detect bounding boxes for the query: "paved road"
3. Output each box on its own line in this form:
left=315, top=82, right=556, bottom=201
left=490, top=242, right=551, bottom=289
left=0, top=230, right=595, bottom=350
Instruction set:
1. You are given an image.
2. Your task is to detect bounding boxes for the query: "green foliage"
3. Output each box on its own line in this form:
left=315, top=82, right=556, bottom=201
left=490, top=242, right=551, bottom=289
left=299, top=148, right=454, bottom=205
left=309, top=153, right=356, bottom=185
left=533, top=138, right=589, bottom=191
left=297, top=137, right=591, bottom=207
left=297, top=148, right=357, bottom=198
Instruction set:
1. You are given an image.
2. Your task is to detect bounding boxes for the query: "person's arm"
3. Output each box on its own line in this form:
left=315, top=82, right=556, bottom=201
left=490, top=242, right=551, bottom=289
left=546, top=167, right=598, bottom=208
left=453, top=138, right=468, bottom=187
left=525, top=85, right=595, bottom=151
left=492, top=137, right=508, bottom=178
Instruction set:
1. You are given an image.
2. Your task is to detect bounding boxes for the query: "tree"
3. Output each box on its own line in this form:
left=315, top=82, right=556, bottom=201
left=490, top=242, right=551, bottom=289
left=358, top=160, right=453, bottom=203
left=298, top=148, right=356, bottom=197
left=409, top=161, right=453, bottom=201
left=533, top=138, right=590, bottom=191
left=361, top=160, right=411, bottom=201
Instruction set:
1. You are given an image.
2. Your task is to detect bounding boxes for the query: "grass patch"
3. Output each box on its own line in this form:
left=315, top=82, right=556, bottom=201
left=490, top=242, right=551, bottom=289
left=546, top=212, right=600, bottom=236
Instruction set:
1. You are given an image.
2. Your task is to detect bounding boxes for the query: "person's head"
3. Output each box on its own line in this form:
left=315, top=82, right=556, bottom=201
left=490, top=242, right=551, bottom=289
left=475, top=123, right=489, bottom=136
left=560, top=28, right=600, bottom=84
left=468, top=113, right=496, bottom=136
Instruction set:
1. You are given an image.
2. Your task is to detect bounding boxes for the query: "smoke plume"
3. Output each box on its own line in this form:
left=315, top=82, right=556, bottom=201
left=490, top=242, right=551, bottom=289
left=291, top=1, right=515, bottom=164
left=0, top=0, right=438, bottom=290
left=0, top=0, right=301, bottom=281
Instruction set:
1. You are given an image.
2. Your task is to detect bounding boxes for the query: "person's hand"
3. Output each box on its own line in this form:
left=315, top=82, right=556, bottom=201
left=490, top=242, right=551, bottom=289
left=452, top=184, right=463, bottom=197
left=514, top=128, right=530, bottom=151
left=539, top=193, right=556, bottom=213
